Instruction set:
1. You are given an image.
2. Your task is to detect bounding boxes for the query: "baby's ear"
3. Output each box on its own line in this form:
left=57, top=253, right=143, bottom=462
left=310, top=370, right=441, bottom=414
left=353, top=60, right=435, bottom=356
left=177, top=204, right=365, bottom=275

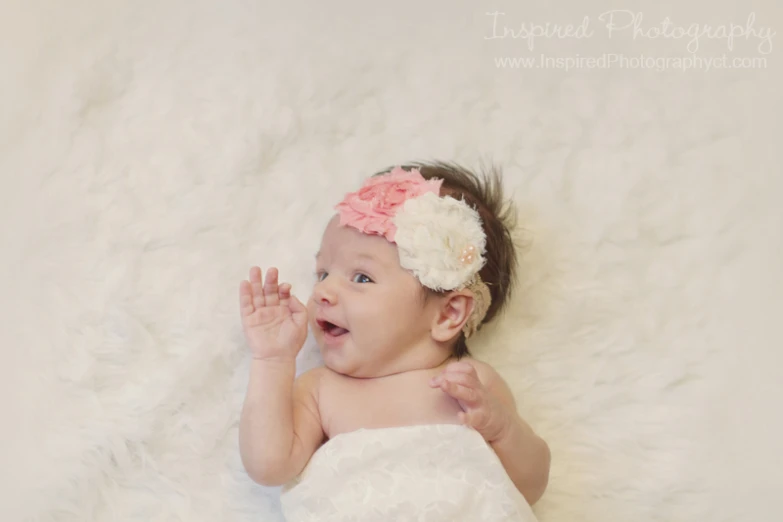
left=430, top=290, right=474, bottom=343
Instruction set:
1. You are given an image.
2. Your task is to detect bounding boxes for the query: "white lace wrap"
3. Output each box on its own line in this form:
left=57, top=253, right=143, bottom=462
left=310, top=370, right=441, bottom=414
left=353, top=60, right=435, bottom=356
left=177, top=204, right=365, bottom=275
left=280, top=423, right=538, bottom=522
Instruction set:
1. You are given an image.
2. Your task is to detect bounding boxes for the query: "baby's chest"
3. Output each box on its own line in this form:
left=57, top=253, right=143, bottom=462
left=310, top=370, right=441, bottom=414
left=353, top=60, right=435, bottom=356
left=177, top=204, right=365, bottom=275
left=319, top=373, right=463, bottom=438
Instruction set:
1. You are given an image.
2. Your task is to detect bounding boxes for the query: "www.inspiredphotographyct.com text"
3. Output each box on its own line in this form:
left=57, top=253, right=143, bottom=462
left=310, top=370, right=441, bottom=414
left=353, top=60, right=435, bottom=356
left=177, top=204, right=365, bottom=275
left=494, top=53, right=768, bottom=72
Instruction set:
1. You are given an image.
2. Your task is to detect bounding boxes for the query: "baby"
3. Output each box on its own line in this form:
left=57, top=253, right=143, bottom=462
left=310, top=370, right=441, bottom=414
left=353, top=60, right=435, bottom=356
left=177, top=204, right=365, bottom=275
left=239, top=162, right=550, bottom=521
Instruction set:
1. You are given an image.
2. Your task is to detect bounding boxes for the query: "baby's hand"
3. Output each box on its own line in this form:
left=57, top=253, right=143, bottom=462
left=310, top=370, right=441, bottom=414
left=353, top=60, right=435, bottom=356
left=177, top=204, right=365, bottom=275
left=239, top=267, right=308, bottom=362
left=430, top=361, right=512, bottom=443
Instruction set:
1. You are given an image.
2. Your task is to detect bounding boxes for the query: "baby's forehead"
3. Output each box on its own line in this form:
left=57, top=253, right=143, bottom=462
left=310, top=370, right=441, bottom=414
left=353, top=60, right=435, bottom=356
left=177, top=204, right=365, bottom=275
left=318, top=217, right=398, bottom=263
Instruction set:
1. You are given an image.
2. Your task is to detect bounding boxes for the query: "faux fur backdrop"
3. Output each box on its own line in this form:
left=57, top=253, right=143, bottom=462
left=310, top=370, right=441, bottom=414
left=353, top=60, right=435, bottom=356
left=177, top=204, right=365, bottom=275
left=2, top=1, right=781, bottom=521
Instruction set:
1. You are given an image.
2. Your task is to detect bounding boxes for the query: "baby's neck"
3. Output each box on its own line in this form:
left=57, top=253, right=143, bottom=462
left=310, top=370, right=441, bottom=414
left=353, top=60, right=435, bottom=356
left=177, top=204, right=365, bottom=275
left=340, top=348, right=456, bottom=380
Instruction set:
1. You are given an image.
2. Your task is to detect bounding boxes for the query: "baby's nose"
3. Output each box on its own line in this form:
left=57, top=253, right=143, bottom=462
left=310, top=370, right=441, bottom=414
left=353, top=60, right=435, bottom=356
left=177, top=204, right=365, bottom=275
left=313, top=279, right=338, bottom=305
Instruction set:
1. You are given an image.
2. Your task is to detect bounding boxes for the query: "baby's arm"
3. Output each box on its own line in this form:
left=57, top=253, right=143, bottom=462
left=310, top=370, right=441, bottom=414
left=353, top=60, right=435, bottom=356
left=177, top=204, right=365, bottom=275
left=239, top=363, right=325, bottom=486
left=432, top=360, right=551, bottom=505
left=237, top=266, right=325, bottom=487
left=484, top=370, right=551, bottom=506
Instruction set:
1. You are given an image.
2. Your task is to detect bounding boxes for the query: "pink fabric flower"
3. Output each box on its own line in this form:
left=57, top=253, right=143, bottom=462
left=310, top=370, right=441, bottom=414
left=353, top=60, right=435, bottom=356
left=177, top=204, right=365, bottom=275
left=335, top=167, right=443, bottom=242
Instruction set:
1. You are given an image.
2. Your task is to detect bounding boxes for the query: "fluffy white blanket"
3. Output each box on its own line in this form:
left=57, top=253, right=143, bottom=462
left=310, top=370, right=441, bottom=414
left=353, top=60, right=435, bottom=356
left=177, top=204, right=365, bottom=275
left=2, top=1, right=781, bottom=521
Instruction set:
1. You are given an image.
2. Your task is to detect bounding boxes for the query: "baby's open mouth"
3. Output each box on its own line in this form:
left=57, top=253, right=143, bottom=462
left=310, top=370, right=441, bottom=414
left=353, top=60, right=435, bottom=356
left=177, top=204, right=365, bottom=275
left=317, top=319, right=349, bottom=337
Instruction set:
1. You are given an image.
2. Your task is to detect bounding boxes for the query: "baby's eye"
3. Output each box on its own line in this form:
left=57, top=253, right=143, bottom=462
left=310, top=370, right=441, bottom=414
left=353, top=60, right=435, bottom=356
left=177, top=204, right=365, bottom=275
left=316, top=271, right=328, bottom=282
left=352, top=273, right=373, bottom=284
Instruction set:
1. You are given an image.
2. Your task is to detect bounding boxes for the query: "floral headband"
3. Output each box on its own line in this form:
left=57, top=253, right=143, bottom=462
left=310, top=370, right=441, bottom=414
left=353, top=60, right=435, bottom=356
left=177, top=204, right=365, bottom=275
left=334, top=167, right=491, bottom=338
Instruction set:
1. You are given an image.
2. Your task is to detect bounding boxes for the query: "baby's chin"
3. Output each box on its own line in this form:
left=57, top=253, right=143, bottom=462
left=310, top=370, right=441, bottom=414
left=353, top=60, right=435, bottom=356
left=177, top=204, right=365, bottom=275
left=320, top=348, right=360, bottom=377
left=319, top=345, right=378, bottom=379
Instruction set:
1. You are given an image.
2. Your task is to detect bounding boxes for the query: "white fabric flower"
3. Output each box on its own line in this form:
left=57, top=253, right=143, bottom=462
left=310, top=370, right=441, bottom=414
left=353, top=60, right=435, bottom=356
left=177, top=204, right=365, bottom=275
left=392, top=192, right=487, bottom=291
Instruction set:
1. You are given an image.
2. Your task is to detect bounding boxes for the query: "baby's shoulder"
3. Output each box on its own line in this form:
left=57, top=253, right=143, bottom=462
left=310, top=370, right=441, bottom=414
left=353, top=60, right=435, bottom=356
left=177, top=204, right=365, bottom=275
left=293, top=366, right=329, bottom=403
left=461, top=356, right=496, bottom=381
left=295, top=365, right=330, bottom=389
left=294, top=365, right=345, bottom=401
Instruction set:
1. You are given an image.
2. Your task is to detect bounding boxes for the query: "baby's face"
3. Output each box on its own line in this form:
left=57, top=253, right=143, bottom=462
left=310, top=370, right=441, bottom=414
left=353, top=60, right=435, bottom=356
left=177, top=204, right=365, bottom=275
left=308, top=216, right=443, bottom=378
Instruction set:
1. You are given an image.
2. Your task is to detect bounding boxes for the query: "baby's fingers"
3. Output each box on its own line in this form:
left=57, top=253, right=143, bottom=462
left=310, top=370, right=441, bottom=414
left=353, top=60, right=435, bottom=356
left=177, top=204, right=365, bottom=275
left=288, top=294, right=308, bottom=325
left=249, top=266, right=265, bottom=309
left=264, top=268, right=280, bottom=307
left=436, top=378, right=481, bottom=406
left=432, top=371, right=481, bottom=389
left=239, top=280, right=255, bottom=317
left=279, top=283, right=292, bottom=307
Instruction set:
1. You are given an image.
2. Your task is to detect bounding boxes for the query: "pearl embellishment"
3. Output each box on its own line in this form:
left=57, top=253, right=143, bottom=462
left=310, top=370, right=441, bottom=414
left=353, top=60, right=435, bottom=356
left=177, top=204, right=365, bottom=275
left=459, top=245, right=477, bottom=265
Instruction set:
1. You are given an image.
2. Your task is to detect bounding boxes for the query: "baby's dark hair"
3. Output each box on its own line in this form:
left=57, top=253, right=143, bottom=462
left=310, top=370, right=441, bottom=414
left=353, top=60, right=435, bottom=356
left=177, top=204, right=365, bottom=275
left=375, top=161, right=519, bottom=358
